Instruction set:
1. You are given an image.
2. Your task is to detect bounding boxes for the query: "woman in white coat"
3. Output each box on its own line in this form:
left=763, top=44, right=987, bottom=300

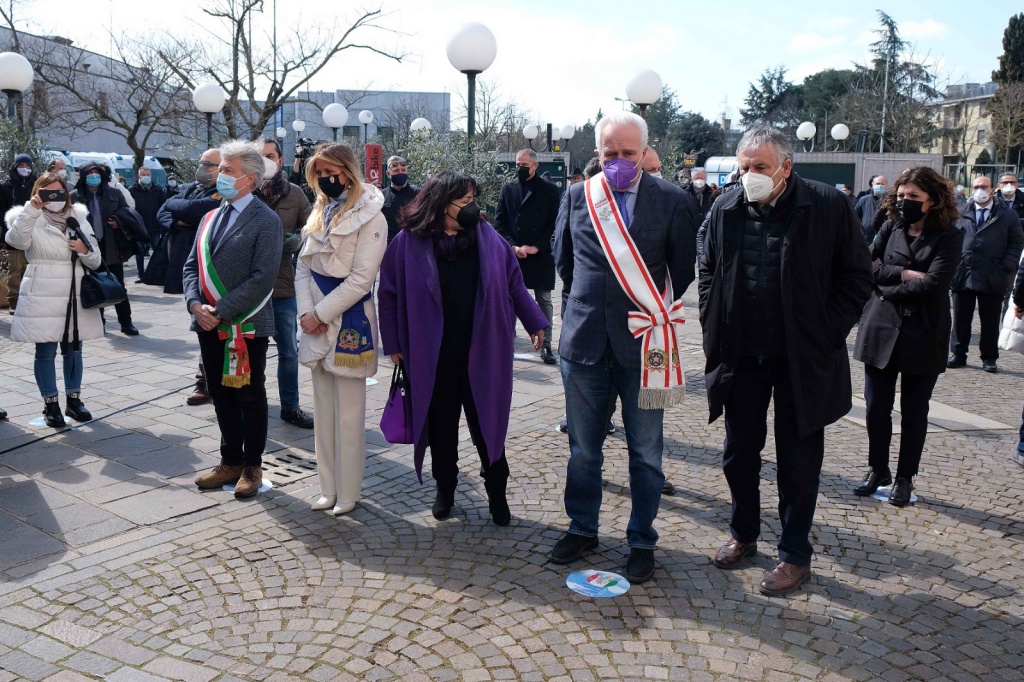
left=296, top=143, right=387, bottom=515
left=4, top=172, right=103, bottom=427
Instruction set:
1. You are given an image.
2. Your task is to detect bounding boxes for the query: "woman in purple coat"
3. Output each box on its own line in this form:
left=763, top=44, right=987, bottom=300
left=378, top=172, right=548, bottom=525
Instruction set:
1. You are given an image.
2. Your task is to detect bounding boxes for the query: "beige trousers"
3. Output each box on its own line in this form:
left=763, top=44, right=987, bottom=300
left=311, top=365, right=366, bottom=504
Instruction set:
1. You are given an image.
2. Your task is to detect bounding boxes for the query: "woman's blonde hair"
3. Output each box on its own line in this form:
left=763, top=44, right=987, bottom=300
left=304, top=142, right=364, bottom=234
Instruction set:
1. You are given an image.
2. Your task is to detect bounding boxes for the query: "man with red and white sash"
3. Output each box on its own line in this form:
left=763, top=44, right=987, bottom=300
left=551, top=111, right=700, bottom=583
left=183, top=140, right=284, bottom=499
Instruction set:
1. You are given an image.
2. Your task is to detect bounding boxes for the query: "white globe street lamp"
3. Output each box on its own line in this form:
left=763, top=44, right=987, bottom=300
left=358, top=110, right=373, bottom=145
left=796, top=121, right=817, bottom=152
left=323, top=103, right=348, bottom=142
left=291, top=119, right=305, bottom=133
left=625, top=69, right=662, bottom=116
left=446, top=22, right=497, bottom=139
left=410, top=117, right=432, bottom=133
left=192, top=82, right=226, bottom=147
left=0, top=52, right=34, bottom=120
left=830, top=123, right=850, bottom=151
left=275, top=127, right=287, bottom=140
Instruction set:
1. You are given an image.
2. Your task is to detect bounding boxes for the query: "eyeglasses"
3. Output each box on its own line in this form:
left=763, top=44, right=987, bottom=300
left=199, top=161, right=218, bottom=168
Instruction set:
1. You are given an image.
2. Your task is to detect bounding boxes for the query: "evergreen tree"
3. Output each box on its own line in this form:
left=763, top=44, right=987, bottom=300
left=993, top=13, right=1024, bottom=84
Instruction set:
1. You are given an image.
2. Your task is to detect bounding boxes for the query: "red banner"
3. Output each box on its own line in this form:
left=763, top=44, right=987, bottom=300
left=365, top=144, right=383, bottom=186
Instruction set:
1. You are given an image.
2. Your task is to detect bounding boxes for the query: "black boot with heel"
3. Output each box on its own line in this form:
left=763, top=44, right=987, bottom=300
left=432, top=484, right=455, bottom=520
left=43, top=397, right=65, bottom=428
left=65, top=393, right=92, bottom=422
left=483, top=457, right=511, bottom=526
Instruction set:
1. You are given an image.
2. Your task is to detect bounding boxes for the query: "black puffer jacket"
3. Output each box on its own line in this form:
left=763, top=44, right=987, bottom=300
left=0, top=154, right=37, bottom=249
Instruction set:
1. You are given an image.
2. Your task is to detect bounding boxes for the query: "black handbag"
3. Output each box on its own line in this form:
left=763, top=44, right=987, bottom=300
left=78, top=258, right=128, bottom=309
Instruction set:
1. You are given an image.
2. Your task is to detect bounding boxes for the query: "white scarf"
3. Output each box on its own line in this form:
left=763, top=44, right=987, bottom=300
left=585, top=173, right=685, bottom=409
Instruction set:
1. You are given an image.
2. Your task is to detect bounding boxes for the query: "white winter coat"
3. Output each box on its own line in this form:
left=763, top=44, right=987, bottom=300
left=296, top=184, right=387, bottom=379
left=4, top=203, right=104, bottom=343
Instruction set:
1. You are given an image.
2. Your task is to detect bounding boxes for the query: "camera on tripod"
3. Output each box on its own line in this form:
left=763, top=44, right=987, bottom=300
left=295, top=138, right=317, bottom=160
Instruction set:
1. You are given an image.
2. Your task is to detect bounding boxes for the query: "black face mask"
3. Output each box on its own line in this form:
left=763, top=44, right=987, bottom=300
left=318, top=175, right=346, bottom=199
left=452, top=201, right=480, bottom=230
left=897, top=198, right=926, bottom=225
left=517, top=166, right=532, bottom=183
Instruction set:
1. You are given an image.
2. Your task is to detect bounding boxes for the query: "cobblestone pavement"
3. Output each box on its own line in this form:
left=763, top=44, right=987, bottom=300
left=1, top=270, right=1022, bottom=681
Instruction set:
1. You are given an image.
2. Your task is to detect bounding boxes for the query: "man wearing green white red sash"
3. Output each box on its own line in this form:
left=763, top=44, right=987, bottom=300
left=183, top=140, right=284, bottom=499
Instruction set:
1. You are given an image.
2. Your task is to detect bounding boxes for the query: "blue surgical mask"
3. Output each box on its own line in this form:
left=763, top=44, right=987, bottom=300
left=872, top=184, right=885, bottom=196
left=85, top=174, right=102, bottom=188
left=217, top=173, right=241, bottom=200
left=139, top=176, right=152, bottom=186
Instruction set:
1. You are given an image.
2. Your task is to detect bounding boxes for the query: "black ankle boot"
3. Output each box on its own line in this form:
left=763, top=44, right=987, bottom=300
left=484, top=475, right=511, bottom=526
left=43, top=397, right=65, bottom=428
left=432, top=485, right=455, bottom=520
left=65, top=393, right=92, bottom=422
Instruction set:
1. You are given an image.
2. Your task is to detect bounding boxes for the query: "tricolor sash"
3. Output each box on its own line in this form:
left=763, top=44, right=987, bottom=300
left=309, top=269, right=375, bottom=367
left=584, top=174, right=685, bottom=409
left=196, top=208, right=272, bottom=388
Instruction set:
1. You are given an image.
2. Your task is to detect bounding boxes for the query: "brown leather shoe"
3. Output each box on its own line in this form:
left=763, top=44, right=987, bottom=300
left=233, top=466, right=263, bottom=498
left=186, top=381, right=211, bottom=406
left=194, top=464, right=242, bottom=489
left=714, top=539, right=757, bottom=569
left=758, top=561, right=811, bottom=596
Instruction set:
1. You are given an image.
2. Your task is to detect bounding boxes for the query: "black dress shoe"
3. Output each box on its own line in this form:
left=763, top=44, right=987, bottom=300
left=0, top=406, right=6, bottom=420
left=541, top=347, right=557, bottom=365
left=557, top=419, right=568, bottom=434
left=64, top=393, right=92, bottom=422
left=662, top=481, right=675, bottom=495
left=853, top=469, right=892, bottom=497
left=120, top=323, right=139, bottom=336
left=888, top=476, right=914, bottom=507
left=946, top=354, right=966, bottom=368
left=982, top=360, right=998, bottom=373
left=548, top=532, right=598, bottom=564
left=606, top=422, right=617, bottom=435
left=432, top=486, right=455, bottom=520
left=280, top=407, right=314, bottom=429
left=624, top=547, right=656, bottom=583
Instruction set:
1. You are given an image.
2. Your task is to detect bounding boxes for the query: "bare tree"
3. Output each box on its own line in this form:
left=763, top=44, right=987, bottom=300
left=159, top=0, right=404, bottom=140
left=453, top=79, right=532, bottom=151
left=988, top=83, right=1024, bottom=165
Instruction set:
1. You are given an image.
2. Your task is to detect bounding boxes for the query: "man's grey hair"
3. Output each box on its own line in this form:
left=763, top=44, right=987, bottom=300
left=219, top=140, right=265, bottom=183
left=691, top=167, right=707, bottom=176
left=736, top=123, right=794, bottom=166
left=516, top=148, right=538, bottom=163
left=387, top=155, right=407, bottom=168
left=595, top=111, right=649, bottom=150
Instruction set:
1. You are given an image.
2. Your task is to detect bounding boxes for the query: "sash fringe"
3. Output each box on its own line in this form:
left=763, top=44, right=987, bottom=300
left=334, top=350, right=376, bottom=367
left=638, top=386, right=685, bottom=410
left=222, top=374, right=251, bottom=389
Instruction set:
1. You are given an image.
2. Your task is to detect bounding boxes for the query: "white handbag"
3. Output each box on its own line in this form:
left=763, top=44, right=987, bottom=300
left=998, top=305, right=1024, bottom=354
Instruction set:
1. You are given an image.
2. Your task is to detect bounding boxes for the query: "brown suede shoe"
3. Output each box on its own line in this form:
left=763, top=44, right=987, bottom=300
left=758, top=561, right=811, bottom=596
left=233, top=466, right=263, bottom=498
left=194, top=464, right=242, bottom=489
left=186, top=382, right=211, bottom=406
left=714, top=539, right=757, bottom=569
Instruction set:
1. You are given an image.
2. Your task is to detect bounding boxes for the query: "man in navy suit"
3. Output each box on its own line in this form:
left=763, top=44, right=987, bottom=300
left=549, top=111, right=699, bottom=583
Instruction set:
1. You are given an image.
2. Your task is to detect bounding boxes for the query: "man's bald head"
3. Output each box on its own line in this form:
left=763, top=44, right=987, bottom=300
left=644, top=148, right=661, bottom=176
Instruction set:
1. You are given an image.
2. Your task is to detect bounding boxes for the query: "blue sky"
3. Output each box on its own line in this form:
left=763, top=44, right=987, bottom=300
left=15, top=0, right=1017, bottom=134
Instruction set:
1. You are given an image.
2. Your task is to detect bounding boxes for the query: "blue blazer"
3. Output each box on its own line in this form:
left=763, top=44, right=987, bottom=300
left=554, top=172, right=699, bottom=369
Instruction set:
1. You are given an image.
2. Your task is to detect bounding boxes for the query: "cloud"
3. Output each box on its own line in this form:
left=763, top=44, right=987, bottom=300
left=901, top=19, right=950, bottom=40
left=788, top=33, right=847, bottom=54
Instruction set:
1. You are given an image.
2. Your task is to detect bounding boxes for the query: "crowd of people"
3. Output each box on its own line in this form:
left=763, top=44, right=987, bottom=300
left=2, top=111, right=1023, bottom=597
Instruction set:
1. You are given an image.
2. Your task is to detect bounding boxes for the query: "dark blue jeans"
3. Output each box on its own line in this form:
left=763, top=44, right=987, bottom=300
left=722, top=356, right=825, bottom=566
left=272, top=296, right=299, bottom=411
left=560, top=350, right=665, bottom=549
left=34, top=342, right=82, bottom=399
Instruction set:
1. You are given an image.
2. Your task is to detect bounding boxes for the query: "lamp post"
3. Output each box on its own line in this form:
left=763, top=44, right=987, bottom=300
left=796, top=121, right=817, bottom=152
left=830, top=123, right=850, bottom=152
left=523, top=124, right=542, bottom=151
left=358, top=110, right=373, bottom=146
left=0, top=52, right=33, bottom=121
left=275, top=126, right=287, bottom=141
left=557, top=124, right=576, bottom=152
left=192, top=83, right=226, bottom=148
left=446, top=22, right=497, bottom=139
left=323, top=103, right=348, bottom=142
left=625, top=69, right=662, bottom=117
left=410, top=117, right=432, bottom=133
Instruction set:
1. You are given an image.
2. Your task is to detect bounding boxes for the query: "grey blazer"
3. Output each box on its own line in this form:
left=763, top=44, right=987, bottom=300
left=183, top=196, right=284, bottom=337
left=554, top=172, right=699, bottom=369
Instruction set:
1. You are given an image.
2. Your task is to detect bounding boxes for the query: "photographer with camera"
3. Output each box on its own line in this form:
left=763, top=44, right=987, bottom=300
left=4, top=172, right=102, bottom=427
left=290, top=138, right=317, bottom=203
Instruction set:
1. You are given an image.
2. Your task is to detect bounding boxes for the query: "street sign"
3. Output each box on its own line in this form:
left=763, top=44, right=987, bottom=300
left=365, top=144, right=383, bottom=186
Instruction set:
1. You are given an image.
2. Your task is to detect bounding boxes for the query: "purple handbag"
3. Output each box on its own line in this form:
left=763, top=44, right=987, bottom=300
left=380, top=361, right=413, bottom=444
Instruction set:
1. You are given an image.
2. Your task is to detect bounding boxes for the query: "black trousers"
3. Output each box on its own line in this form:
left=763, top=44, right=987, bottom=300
left=864, top=361, right=938, bottom=480
left=951, top=290, right=1002, bottom=361
left=722, top=356, right=825, bottom=566
left=197, top=331, right=269, bottom=467
left=427, top=359, right=508, bottom=492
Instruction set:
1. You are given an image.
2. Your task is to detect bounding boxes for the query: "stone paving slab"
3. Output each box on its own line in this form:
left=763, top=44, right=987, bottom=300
left=0, top=274, right=1021, bottom=680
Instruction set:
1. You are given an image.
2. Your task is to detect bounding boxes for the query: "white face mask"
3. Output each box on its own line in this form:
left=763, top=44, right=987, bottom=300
left=16, top=167, right=31, bottom=177
left=44, top=201, right=65, bottom=213
left=741, top=164, right=785, bottom=203
left=1000, top=184, right=1017, bottom=197
left=692, top=179, right=706, bottom=189
left=55, top=169, right=67, bottom=179
left=649, top=171, right=662, bottom=179
left=973, top=188, right=991, bottom=205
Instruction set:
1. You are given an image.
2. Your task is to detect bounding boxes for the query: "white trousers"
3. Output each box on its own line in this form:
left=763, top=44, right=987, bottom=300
left=311, top=365, right=366, bottom=504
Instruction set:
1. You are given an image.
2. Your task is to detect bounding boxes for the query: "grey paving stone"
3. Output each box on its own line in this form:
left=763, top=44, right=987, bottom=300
left=101, top=486, right=219, bottom=525
left=0, top=525, right=66, bottom=571
left=0, top=650, right=59, bottom=680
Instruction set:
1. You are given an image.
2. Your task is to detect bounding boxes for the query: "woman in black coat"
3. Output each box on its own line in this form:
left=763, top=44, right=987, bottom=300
left=852, top=167, right=964, bottom=506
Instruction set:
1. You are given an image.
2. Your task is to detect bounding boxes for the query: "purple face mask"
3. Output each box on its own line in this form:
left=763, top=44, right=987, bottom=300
left=603, top=157, right=640, bottom=191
